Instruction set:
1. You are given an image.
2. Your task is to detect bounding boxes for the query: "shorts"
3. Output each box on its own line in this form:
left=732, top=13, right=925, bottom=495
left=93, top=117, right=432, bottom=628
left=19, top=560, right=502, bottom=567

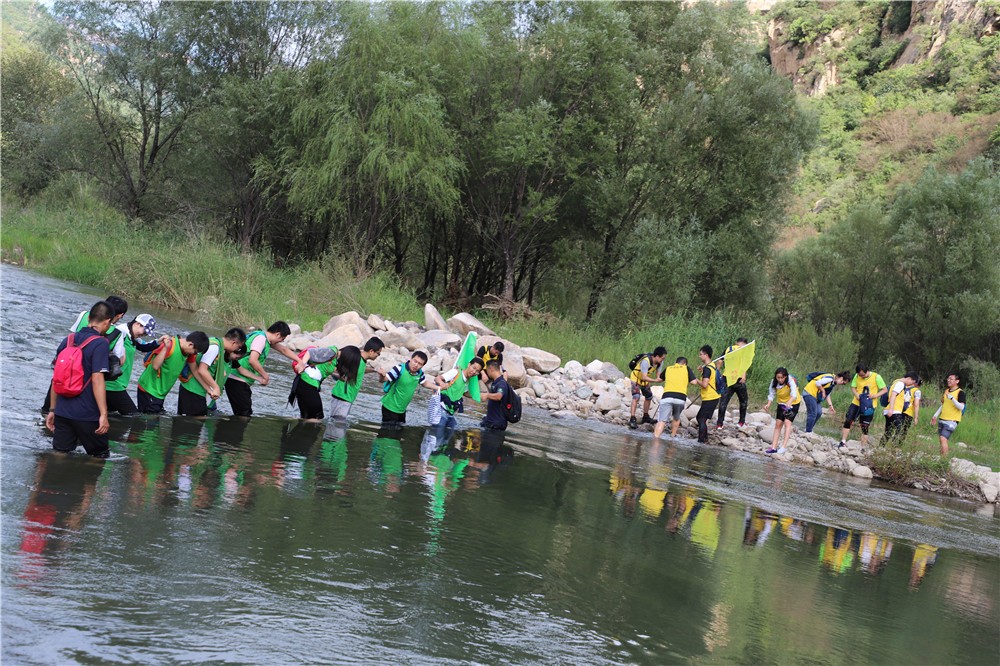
left=631, top=382, right=653, bottom=400
left=776, top=403, right=800, bottom=423
left=328, top=396, right=353, bottom=420
left=51, top=414, right=110, bottom=457
left=294, top=382, right=324, bottom=420
left=843, top=403, right=874, bottom=434
left=177, top=386, right=208, bottom=417
left=225, top=378, right=254, bottom=417
left=137, top=389, right=165, bottom=414
left=106, top=389, right=138, bottom=416
left=937, top=420, right=958, bottom=440
left=658, top=397, right=685, bottom=422
left=382, top=405, right=406, bottom=424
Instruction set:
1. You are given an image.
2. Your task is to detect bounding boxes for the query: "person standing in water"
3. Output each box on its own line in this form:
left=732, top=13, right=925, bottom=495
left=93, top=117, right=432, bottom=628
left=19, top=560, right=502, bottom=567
left=224, top=321, right=299, bottom=417
left=764, top=367, right=801, bottom=455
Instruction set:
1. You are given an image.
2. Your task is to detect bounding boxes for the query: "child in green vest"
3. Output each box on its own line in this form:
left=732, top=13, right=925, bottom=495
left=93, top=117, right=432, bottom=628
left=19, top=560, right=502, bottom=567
left=224, top=321, right=299, bottom=417
left=329, top=337, right=387, bottom=420
left=289, top=345, right=357, bottom=421
left=178, top=328, right=247, bottom=417
left=106, top=313, right=163, bottom=415
left=381, top=351, right=444, bottom=425
left=136, top=332, right=210, bottom=414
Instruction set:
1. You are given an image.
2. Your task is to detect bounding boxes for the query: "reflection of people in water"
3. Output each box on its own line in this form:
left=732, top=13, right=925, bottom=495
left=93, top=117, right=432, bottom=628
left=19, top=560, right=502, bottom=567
left=778, top=516, right=815, bottom=544
left=909, top=544, right=938, bottom=589
left=19, top=453, right=105, bottom=578
left=272, top=421, right=324, bottom=493
left=743, top=507, right=778, bottom=548
left=858, top=531, right=893, bottom=575
left=317, top=419, right=351, bottom=494
left=369, top=425, right=404, bottom=495
left=638, top=440, right=674, bottom=519
left=610, top=437, right=643, bottom=518
left=819, top=527, right=856, bottom=574
left=468, top=428, right=513, bottom=486
left=663, top=487, right=723, bottom=557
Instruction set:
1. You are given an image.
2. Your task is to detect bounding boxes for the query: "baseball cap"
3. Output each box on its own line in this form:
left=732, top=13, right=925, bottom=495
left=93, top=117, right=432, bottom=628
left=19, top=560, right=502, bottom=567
left=135, top=314, right=156, bottom=336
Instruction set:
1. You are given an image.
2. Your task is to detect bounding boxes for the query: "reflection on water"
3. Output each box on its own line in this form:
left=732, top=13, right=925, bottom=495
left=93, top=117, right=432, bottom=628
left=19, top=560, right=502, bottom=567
left=2, top=265, right=999, bottom=664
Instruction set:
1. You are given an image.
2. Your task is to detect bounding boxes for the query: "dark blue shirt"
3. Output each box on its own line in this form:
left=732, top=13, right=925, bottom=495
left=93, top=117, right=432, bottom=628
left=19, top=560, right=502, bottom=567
left=481, top=377, right=509, bottom=431
left=52, top=327, right=110, bottom=422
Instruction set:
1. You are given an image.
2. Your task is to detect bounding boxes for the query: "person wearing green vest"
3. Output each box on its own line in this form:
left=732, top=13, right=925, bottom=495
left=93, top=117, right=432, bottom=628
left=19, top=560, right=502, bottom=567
left=136, top=332, right=210, bottom=414
left=381, top=351, right=443, bottom=425
left=289, top=344, right=363, bottom=421
left=178, top=328, right=247, bottom=417
left=106, top=313, right=162, bottom=415
left=434, top=357, right=485, bottom=440
left=41, top=295, right=129, bottom=415
left=329, top=337, right=387, bottom=420
left=224, top=321, right=299, bottom=417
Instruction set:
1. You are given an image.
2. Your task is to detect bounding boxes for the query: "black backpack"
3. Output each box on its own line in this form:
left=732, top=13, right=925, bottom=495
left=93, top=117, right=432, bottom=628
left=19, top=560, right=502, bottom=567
left=628, top=353, right=650, bottom=371
left=503, top=383, right=522, bottom=423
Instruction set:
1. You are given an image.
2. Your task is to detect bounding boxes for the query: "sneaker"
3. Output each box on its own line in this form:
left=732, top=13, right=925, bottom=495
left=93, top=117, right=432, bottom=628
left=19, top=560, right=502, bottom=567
left=765, top=447, right=778, bottom=454
left=628, top=417, right=638, bottom=430
left=641, top=414, right=653, bottom=425
left=738, top=422, right=745, bottom=427
left=837, top=441, right=847, bottom=449
left=715, top=424, right=724, bottom=430
left=777, top=447, right=786, bottom=455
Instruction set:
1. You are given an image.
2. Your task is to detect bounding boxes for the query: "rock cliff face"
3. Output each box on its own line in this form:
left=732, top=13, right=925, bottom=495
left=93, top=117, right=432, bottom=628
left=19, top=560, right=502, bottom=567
left=765, top=0, right=999, bottom=96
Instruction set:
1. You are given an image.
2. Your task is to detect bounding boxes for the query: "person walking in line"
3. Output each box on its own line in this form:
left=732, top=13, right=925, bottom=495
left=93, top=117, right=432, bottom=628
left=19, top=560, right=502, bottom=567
left=329, top=338, right=387, bottom=420
left=763, top=367, right=801, bottom=454
left=801, top=371, right=850, bottom=433
left=839, top=364, right=887, bottom=449
left=881, top=372, right=920, bottom=445
left=224, top=321, right=299, bottom=417
left=629, top=347, right=666, bottom=429
left=653, top=357, right=697, bottom=438
left=931, top=372, right=966, bottom=456
left=716, top=337, right=750, bottom=428
left=695, top=346, right=721, bottom=444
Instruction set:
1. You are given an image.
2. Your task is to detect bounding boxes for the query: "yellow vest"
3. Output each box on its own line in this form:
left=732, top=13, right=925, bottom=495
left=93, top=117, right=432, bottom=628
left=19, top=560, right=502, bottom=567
left=886, top=379, right=907, bottom=413
left=774, top=380, right=802, bottom=406
left=700, top=365, right=720, bottom=401
left=940, top=388, right=963, bottom=422
left=663, top=364, right=692, bottom=396
left=804, top=373, right=834, bottom=399
left=851, top=373, right=882, bottom=407
left=903, top=389, right=920, bottom=417
left=630, top=355, right=661, bottom=386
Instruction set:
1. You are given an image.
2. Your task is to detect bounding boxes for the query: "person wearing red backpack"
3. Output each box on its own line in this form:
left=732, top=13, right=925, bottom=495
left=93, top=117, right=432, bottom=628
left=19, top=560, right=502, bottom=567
left=44, top=301, right=115, bottom=457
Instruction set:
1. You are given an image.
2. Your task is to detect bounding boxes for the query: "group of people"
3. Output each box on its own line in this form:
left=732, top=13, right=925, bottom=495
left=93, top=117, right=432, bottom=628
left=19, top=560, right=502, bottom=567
left=42, top=297, right=517, bottom=458
left=627, top=339, right=968, bottom=456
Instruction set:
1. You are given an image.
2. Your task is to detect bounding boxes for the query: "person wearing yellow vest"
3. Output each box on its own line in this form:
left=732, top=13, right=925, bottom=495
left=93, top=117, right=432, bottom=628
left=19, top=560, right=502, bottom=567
left=839, top=364, right=887, bottom=449
left=136, top=332, right=210, bottom=414
left=629, top=346, right=667, bottom=429
left=931, top=372, right=966, bottom=456
left=801, top=371, right=850, bottom=432
left=696, top=346, right=721, bottom=443
left=764, top=367, right=801, bottom=454
left=716, top=337, right=750, bottom=428
left=654, top=357, right=697, bottom=438
left=224, top=321, right=299, bottom=417
left=880, top=372, right=920, bottom=445
left=476, top=342, right=507, bottom=382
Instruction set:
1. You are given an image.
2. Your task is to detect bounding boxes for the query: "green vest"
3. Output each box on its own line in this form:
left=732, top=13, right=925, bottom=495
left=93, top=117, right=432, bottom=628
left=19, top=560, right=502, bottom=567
left=184, top=337, right=228, bottom=397
left=382, top=363, right=423, bottom=414
left=106, top=329, right=135, bottom=392
left=138, top=336, right=188, bottom=399
left=331, top=357, right=365, bottom=403
left=235, top=331, right=270, bottom=385
left=300, top=346, right=339, bottom=389
left=441, top=372, right=469, bottom=415
left=72, top=310, right=89, bottom=332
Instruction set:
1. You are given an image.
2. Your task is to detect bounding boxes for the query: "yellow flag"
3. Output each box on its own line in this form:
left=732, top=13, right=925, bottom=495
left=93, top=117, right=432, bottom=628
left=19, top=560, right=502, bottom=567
left=723, top=340, right=756, bottom=385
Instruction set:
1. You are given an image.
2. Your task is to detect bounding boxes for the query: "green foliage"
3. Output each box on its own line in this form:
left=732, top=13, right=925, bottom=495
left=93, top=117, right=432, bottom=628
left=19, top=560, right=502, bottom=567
left=771, top=322, right=859, bottom=375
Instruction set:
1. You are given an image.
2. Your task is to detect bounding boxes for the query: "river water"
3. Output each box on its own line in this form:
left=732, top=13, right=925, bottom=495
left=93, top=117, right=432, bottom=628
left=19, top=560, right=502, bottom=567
left=1, top=265, right=998, bottom=664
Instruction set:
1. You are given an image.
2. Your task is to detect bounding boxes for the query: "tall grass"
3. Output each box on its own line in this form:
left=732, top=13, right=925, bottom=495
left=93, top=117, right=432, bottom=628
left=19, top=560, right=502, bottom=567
left=3, top=187, right=997, bottom=461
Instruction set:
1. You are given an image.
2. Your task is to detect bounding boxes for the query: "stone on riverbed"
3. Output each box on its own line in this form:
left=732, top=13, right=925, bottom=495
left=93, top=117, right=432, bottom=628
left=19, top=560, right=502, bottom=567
left=521, top=347, right=561, bottom=374
left=323, top=311, right=374, bottom=338
left=979, top=483, right=999, bottom=503
left=564, top=360, right=585, bottom=379
left=315, top=324, right=365, bottom=350
left=446, top=312, right=495, bottom=336
left=424, top=303, right=449, bottom=332
left=852, top=465, right=874, bottom=479
left=380, top=327, right=422, bottom=351
left=367, top=313, right=387, bottom=331
left=417, top=329, right=462, bottom=351
left=594, top=392, right=621, bottom=413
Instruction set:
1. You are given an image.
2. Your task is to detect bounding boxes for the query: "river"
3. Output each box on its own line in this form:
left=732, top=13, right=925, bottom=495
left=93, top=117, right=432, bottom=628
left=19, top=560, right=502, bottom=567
left=1, top=264, right=997, bottom=664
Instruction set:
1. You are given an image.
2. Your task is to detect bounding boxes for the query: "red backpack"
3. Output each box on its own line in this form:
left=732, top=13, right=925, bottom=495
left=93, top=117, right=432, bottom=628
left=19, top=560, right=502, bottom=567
left=52, top=334, right=101, bottom=397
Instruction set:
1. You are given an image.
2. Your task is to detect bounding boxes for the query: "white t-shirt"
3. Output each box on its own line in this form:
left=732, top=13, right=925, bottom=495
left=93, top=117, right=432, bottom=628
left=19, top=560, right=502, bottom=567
left=109, top=322, right=128, bottom=361
left=884, top=380, right=907, bottom=415
left=70, top=310, right=88, bottom=332
left=250, top=335, right=267, bottom=355
left=200, top=343, right=220, bottom=368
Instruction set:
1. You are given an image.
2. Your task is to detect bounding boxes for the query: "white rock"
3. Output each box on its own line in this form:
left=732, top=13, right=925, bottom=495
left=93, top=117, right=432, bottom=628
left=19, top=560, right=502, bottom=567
left=759, top=425, right=775, bottom=443
left=594, top=392, right=621, bottom=412
left=531, top=380, right=547, bottom=398
left=417, top=330, right=462, bottom=351
left=282, top=333, right=315, bottom=352
left=721, top=437, right=741, bottom=447
left=322, top=311, right=374, bottom=338
left=515, top=387, right=534, bottom=400
left=521, top=347, right=561, bottom=374
left=979, top=483, right=999, bottom=503
left=564, top=360, right=585, bottom=379
left=424, top=303, right=449, bottom=332
left=974, top=465, right=993, bottom=483
left=950, top=457, right=978, bottom=478
left=585, top=359, right=604, bottom=374
left=367, top=313, right=387, bottom=331
left=288, top=323, right=302, bottom=336
left=811, top=450, right=829, bottom=465
left=526, top=368, right=541, bottom=377
left=424, top=354, right=445, bottom=374
left=446, top=312, right=495, bottom=336
left=745, top=412, right=771, bottom=426
left=314, top=324, right=365, bottom=350
left=852, top=465, right=873, bottom=479
left=379, top=327, right=423, bottom=351
left=682, top=403, right=699, bottom=420
left=551, top=410, right=578, bottom=419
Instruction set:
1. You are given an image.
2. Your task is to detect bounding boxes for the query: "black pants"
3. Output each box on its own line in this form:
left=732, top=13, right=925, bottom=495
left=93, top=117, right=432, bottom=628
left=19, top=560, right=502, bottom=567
left=697, top=399, right=719, bottom=443
left=41, top=380, right=53, bottom=414
left=51, top=414, right=110, bottom=457
left=295, top=381, right=324, bottom=420
left=177, top=386, right=208, bottom=417
left=381, top=405, right=406, bottom=424
left=717, top=381, right=748, bottom=425
left=225, top=378, right=254, bottom=417
left=106, top=389, right=138, bottom=416
left=881, top=413, right=913, bottom=445
left=137, top=389, right=165, bottom=414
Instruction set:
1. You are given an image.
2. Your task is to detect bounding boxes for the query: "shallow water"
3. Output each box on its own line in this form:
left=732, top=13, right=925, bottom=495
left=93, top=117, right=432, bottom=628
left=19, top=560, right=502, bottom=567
left=2, top=265, right=998, bottom=664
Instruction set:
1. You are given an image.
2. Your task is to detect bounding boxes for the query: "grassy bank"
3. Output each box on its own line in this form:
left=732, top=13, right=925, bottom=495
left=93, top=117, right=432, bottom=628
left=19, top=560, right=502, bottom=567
left=3, top=187, right=997, bottom=466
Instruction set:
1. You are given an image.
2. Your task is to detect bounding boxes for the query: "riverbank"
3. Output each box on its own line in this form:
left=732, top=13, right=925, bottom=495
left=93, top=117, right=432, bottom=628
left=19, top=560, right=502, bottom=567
left=2, top=194, right=997, bottom=501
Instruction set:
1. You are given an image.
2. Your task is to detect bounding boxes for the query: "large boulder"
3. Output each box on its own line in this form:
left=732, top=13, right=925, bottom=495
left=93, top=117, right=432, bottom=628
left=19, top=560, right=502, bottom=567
left=288, top=323, right=302, bottom=336
left=521, top=347, right=561, bottom=374
left=379, top=327, right=423, bottom=351
left=367, top=313, right=387, bottom=331
left=595, top=392, right=622, bottom=413
left=418, top=329, right=462, bottom=351
left=564, top=360, right=585, bottom=379
left=424, top=303, right=450, bottom=332
left=585, top=359, right=604, bottom=374
left=502, top=346, right=528, bottom=389
left=852, top=465, right=874, bottom=479
left=446, top=312, right=495, bottom=337
left=322, top=311, right=374, bottom=339
left=315, top=324, right=365, bottom=350
left=282, top=333, right=315, bottom=352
